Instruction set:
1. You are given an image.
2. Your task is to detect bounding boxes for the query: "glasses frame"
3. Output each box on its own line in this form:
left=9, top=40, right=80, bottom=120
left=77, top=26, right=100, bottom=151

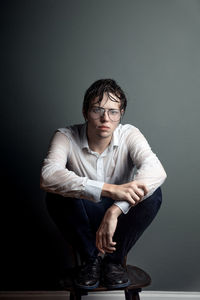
left=89, top=106, right=122, bottom=122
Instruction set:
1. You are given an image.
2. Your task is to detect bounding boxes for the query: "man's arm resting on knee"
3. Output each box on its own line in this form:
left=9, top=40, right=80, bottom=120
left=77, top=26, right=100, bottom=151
left=96, top=204, right=121, bottom=254
left=95, top=181, right=148, bottom=254
left=102, top=180, right=148, bottom=207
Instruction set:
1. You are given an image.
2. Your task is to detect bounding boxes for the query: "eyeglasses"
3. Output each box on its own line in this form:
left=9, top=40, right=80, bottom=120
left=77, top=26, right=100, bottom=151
left=89, top=106, right=121, bottom=122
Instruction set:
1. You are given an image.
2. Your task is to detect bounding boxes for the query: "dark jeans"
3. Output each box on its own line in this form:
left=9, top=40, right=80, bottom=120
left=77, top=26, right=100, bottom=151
left=46, top=187, right=162, bottom=265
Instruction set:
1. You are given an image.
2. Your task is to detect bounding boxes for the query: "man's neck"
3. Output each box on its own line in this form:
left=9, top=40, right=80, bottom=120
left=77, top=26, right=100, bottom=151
left=87, top=134, right=112, bottom=154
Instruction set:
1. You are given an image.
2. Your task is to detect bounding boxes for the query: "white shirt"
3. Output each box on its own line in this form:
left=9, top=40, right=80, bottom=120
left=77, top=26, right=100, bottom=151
left=40, top=123, right=167, bottom=214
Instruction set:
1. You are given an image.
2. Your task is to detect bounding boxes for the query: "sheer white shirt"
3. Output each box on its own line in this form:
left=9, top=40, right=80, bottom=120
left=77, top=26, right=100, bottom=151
left=40, top=123, right=167, bottom=214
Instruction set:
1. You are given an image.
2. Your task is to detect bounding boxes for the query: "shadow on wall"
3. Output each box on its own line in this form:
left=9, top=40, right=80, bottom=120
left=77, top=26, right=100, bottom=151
left=0, top=160, right=73, bottom=290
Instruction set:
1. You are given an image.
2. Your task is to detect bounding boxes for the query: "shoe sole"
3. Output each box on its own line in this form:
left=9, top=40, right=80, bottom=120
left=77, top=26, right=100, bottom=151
left=103, top=279, right=131, bottom=290
left=74, top=280, right=100, bottom=290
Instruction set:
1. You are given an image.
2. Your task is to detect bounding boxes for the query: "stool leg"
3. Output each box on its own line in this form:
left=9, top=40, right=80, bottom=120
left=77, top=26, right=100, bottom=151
left=70, top=289, right=88, bottom=300
left=70, top=292, right=75, bottom=300
left=125, top=289, right=141, bottom=300
left=70, top=290, right=82, bottom=300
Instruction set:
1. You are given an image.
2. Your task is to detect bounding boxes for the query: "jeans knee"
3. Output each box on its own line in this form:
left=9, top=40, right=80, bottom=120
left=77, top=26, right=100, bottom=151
left=152, top=187, right=162, bottom=207
left=144, top=187, right=162, bottom=216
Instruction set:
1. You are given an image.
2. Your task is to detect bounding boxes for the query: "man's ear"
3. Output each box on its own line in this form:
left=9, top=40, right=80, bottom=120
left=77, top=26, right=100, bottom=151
left=120, top=109, right=124, bottom=117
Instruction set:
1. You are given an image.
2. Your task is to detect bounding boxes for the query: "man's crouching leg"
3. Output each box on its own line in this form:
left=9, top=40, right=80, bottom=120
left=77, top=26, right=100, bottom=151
left=102, top=187, right=162, bottom=289
left=45, top=193, right=110, bottom=290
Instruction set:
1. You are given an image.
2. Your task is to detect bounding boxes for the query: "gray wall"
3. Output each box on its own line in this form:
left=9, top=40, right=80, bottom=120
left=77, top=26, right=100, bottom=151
left=1, top=0, right=200, bottom=291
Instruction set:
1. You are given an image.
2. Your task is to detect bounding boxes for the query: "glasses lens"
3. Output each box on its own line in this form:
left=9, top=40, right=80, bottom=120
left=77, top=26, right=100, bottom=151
left=90, top=107, right=121, bottom=121
left=108, top=110, right=121, bottom=121
left=90, top=107, right=102, bottom=119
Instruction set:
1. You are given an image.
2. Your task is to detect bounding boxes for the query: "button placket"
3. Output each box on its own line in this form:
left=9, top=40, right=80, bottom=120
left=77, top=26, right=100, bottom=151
left=96, top=156, right=104, bottom=181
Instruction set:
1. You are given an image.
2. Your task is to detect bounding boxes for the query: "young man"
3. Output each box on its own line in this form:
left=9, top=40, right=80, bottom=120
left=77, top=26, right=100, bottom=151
left=40, top=79, right=167, bottom=290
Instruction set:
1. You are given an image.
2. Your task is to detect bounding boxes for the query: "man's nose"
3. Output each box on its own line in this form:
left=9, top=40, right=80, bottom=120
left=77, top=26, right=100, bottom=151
left=100, top=110, right=109, bottom=121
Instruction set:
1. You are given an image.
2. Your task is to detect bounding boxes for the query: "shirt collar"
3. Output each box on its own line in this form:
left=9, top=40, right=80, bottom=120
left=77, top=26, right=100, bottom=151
left=80, top=123, right=89, bottom=149
left=80, top=122, right=119, bottom=151
left=108, top=125, right=119, bottom=150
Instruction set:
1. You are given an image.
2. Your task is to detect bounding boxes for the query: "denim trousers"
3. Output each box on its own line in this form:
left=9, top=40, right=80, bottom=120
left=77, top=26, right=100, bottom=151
left=46, top=187, right=162, bottom=265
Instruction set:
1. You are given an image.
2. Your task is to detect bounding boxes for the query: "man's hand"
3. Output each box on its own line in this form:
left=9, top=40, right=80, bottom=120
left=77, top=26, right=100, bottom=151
left=102, top=180, right=148, bottom=207
left=96, top=205, right=122, bottom=254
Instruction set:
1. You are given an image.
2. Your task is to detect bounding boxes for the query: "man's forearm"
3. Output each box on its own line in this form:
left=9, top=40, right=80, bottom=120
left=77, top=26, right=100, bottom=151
left=101, top=183, right=116, bottom=198
left=102, top=181, right=148, bottom=206
left=96, top=204, right=122, bottom=254
left=106, top=204, right=123, bottom=218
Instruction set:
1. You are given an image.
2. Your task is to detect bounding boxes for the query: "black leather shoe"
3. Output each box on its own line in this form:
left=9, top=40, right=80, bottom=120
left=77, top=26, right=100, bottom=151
left=102, top=262, right=130, bottom=289
left=75, top=256, right=102, bottom=290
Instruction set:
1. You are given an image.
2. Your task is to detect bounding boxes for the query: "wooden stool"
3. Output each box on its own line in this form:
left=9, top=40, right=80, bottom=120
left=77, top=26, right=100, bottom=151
left=59, top=246, right=151, bottom=300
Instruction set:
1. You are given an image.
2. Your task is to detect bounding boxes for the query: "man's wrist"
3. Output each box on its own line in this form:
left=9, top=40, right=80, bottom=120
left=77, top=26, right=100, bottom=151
left=102, top=183, right=115, bottom=198
left=106, top=204, right=122, bottom=218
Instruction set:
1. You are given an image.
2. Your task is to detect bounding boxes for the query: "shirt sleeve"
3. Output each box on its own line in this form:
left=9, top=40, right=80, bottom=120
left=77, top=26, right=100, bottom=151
left=114, top=127, right=167, bottom=214
left=114, top=201, right=131, bottom=214
left=40, top=131, right=104, bottom=202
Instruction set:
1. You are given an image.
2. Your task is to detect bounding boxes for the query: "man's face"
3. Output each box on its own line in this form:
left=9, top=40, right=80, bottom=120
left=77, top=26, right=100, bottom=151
left=86, top=93, right=123, bottom=140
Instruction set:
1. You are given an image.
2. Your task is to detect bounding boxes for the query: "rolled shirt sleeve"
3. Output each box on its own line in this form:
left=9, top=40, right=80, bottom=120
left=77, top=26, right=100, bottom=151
left=114, top=127, right=167, bottom=214
left=114, top=201, right=131, bottom=214
left=84, top=179, right=104, bottom=202
left=40, top=131, right=104, bottom=202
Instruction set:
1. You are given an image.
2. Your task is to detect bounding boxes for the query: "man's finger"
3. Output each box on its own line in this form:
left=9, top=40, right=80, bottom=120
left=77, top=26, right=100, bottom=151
left=106, top=232, right=113, bottom=248
left=102, top=235, right=107, bottom=250
left=127, top=194, right=136, bottom=205
left=103, top=246, right=116, bottom=253
left=98, top=246, right=105, bottom=254
left=135, top=187, right=144, bottom=198
left=96, top=240, right=105, bottom=254
left=104, top=236, right=116, bottom=253
left=138, top=183, right=148, bottom=195
left=96, top=232, right=103, bottom=252
left=132, top=192, right=140, bottom=202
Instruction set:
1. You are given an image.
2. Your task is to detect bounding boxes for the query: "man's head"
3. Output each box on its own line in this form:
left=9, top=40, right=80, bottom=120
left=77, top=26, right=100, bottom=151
left=82, top=79, right=127, bottom=142
left=82, top=79, right=127, bottom=120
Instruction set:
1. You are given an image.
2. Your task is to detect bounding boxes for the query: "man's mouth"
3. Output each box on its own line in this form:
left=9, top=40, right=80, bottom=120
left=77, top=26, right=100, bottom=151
left=98, top=126, right=110, bottom=130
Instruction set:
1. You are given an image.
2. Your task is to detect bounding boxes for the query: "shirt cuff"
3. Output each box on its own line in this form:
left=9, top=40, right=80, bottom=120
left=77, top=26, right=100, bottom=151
left=114, top=201, right=131, bottom=214
left=84, top=179, right=104, bottom=202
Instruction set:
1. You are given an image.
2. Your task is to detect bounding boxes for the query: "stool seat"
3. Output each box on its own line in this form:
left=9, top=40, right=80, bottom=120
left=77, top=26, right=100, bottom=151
left=126, top=265, right=151, bottom=290
left=59, top=264, right=151, bottom=300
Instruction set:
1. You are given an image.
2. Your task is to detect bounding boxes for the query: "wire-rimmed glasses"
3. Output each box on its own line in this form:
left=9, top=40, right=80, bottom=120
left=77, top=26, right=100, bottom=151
left=89, top=106, right=121, bottom=122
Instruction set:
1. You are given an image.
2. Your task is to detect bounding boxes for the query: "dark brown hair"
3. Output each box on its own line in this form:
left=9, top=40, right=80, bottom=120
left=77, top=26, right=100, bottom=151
left=82, top=79, right=127, bottom=118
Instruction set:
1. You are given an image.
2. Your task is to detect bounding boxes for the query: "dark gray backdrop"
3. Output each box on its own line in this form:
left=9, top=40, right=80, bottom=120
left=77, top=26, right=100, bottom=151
left=1, top=0, right=200, bottom=291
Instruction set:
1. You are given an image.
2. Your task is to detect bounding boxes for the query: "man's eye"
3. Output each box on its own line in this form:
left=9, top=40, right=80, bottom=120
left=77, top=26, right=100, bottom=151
left=92, top=108, right=101, bottom=113
left=110, top=110, right=119, bottom=115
